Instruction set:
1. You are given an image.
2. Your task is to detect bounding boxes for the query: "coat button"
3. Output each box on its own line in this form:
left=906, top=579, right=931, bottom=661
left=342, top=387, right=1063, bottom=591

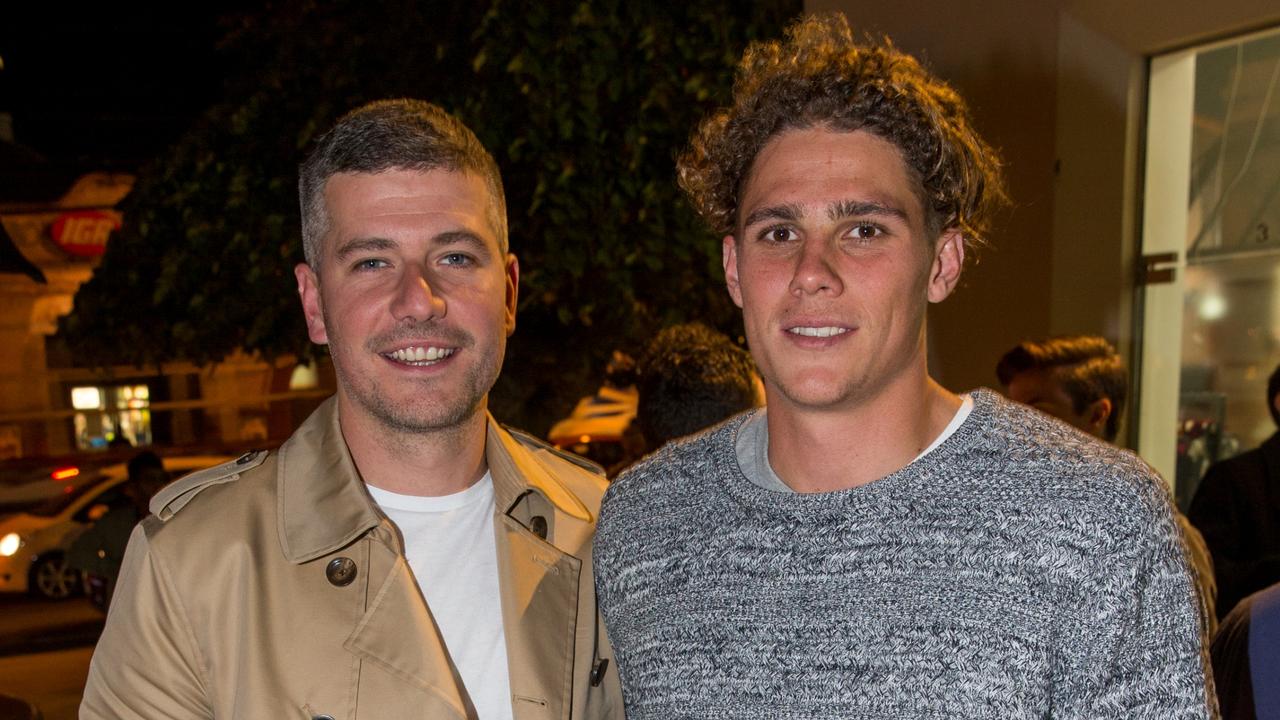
left=312, top=716, right=335, bottom=720
left=326, top=557, right=357, bottom=587
left=529, top=515, right=548, bottom=540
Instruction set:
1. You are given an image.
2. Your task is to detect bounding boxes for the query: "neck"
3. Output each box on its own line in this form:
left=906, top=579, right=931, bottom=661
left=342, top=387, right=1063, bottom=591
left=338, top=396, right=489, bottom=497
left=766, top=373, right=961, bottom=493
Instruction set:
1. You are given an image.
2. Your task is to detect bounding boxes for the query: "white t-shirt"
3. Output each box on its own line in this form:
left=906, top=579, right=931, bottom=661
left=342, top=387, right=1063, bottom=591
left=367, top=474, right=512, bottom=720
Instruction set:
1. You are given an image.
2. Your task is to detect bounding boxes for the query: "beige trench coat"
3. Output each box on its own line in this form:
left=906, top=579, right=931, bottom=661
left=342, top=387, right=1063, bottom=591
left=81, top=398, right=623, bottom=719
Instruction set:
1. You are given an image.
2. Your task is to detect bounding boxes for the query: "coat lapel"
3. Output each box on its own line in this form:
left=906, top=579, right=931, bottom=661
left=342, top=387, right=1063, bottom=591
left=488, top=420, right=593, bottom=720
left=344, top=532, right=473, bottom=718
left=277, top=398, right=472, bottom=717
left=495, top=513, right=582, bottom=720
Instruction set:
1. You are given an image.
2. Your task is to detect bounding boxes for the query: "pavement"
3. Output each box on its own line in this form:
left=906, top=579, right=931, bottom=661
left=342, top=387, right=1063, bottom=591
left=0, top=594, right=102, bottom=718
left=0, top=595, right=102, bottom=658
left=0, top=646, right=93, bottom=720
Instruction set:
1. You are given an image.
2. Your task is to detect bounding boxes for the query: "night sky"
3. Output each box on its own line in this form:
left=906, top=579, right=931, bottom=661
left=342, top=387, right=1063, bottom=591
left=0, top=5, right=258, bottom=173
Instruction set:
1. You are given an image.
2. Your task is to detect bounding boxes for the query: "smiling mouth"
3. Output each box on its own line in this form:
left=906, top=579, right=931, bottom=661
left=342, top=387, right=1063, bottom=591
left=787, top=326, right=850, bottom=338
left=383, top=346, right=456, bottom=365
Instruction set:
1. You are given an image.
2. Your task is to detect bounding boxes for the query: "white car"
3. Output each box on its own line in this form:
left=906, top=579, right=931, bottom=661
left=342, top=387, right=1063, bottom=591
left=0, top=455, right=231, bottom=599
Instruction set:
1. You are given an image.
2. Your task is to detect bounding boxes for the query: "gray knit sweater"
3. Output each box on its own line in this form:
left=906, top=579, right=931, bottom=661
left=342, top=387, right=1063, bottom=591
left=593, top=389, right=1214, bottom=719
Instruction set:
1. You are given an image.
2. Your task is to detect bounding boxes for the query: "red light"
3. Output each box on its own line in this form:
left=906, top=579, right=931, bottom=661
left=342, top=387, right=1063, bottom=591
left=51, top=467, right=80, bottom=481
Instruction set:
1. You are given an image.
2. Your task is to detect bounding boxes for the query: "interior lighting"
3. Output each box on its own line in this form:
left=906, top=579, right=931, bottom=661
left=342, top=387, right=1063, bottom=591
left=1198, top=293, right=1227, bottom=321
left=71, top=386, right=102, bottom=410
left=51, top=467, right=80, bottom=481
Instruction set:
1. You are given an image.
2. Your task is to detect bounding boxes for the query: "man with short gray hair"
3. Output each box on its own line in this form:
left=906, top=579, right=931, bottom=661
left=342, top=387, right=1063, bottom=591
left=83, top=99, right=622, bottom=719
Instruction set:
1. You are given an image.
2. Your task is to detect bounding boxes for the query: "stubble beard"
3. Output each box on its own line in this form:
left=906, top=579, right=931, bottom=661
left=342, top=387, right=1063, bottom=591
left=329, top=320, right=505, bottom=436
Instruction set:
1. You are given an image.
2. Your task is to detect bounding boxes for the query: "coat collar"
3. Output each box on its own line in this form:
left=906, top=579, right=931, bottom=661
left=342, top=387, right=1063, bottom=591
left=486, top=415, right=593, bottom=524
left=278, top=397, right=591, bottom=564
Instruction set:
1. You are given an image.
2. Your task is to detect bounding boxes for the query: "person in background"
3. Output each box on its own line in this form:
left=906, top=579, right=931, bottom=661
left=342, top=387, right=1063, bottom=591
left=996, top=335, right=1125, bottom=440
left=613, top=322, right=762, bottom=473
left=1189, top=363, right=1280, bottom=621
left=593, top=13, right=1213, bottom=718
left=66, top=451, right=170, bottom=610
left=997, top=334, right=1218, bottom=634
left=82, top=99, right=622, bottom=719
left=1211, top=580, right=1280, bottom=720
left=635, top=322, right=761, bottom=448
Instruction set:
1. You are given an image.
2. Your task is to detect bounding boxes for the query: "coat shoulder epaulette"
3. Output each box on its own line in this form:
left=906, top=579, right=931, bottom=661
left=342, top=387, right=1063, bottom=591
left=149, top=450, right=269, bottom=521
left=503, top=426, right=605, bottom=477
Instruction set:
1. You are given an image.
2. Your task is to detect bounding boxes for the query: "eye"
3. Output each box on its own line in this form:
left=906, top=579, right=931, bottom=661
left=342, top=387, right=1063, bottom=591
left=352, top=258, right=389, bottom=271
left=440, top=252, right=474, bottom=267
left=848, top=222, right=884, bottom=242
left=758, top=226, right=797, bottom=244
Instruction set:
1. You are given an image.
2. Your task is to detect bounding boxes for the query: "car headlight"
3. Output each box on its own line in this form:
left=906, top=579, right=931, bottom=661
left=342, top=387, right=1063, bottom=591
left=0, top=532, right=21, bottom=557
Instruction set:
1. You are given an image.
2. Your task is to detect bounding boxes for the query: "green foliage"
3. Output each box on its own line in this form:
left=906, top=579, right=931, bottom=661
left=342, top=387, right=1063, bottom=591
left=59, top=0, right=797, bottom=433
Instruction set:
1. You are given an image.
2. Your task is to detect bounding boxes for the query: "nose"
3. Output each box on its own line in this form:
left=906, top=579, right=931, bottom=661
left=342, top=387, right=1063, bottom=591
left=389, top=264, right=446, bottom=322
left=789, top=239, right=843, bottom=297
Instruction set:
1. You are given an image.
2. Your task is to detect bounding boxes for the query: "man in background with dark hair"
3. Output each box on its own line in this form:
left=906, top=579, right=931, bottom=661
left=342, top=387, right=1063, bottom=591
left=997, top=335, right=1218, bottom=633
left=1190, top=363, right=1280, bottom=622
left=633, top=322, right=762, bottom=450
left=83, top=99, right=621, bottom=719
left=996, top=335, right=1127, bottom=441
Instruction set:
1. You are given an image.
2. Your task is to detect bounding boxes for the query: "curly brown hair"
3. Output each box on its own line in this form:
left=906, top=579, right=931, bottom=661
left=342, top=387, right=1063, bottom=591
left=677, top=13, right=1006, bottom=245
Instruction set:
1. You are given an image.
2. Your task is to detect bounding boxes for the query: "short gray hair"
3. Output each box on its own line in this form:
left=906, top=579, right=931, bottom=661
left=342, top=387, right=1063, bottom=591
left=298, top=99, right=507, bottom=266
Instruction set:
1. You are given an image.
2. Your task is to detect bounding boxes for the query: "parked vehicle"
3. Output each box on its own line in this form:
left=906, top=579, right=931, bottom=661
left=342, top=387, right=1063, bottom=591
left=0, top=460, right=116, bottom=516
left=0, top=455, right=231, bottom=599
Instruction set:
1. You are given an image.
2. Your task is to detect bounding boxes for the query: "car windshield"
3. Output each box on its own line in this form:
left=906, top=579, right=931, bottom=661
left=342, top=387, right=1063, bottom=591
left=26, top=474, right=113, bottom=518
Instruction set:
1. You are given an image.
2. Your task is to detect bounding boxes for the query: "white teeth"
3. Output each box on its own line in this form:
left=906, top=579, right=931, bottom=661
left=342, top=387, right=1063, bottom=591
left=388, top=346, right=455, bottom=364
left=788, top=326, right=849, bottom=338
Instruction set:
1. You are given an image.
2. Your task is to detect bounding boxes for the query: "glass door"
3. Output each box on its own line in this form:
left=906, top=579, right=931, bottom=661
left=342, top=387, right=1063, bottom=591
left=1139, top=26, right=1280, bottom=509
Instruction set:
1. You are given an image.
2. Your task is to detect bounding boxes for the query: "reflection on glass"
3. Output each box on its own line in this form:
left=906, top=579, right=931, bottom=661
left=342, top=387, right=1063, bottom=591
left=1176, top=27, right=1280, bottom=508
left=1187, top=32, right=1280, bottom=258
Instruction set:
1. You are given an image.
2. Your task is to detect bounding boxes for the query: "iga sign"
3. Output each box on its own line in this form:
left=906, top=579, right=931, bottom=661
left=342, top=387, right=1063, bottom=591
left=51, top=211, right=121, bottom=258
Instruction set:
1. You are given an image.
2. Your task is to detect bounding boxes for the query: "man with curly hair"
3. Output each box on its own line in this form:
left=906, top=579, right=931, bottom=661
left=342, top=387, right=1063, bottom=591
left=593, top=13, right=1214, bottom=718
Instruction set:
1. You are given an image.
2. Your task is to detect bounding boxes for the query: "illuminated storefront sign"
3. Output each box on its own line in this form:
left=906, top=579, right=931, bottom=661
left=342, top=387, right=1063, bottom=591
left=50, top=211, right=120, bottom=258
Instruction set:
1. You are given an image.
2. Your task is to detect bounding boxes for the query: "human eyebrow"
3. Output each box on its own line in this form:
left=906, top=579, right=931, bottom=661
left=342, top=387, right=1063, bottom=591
left=742, top=203, right=804, bottom=228
left=334, top=237, right=396, bottom=262
left=827, top=200, right=908, bottom=223
left=432, top=233, right=486, bottom=252
left=434, top=230, right=493, bottom=259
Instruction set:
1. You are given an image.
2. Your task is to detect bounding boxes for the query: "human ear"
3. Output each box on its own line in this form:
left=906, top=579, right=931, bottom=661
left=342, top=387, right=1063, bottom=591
left=504, top=253, right=520, bottom=337
left=926, top=229, right=965, bottom=303
left=294, top=263, right=328, bottom=345
left=723, top=235, right=744, bottom=308
left=1088, top=397, right=1113, bottom=436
